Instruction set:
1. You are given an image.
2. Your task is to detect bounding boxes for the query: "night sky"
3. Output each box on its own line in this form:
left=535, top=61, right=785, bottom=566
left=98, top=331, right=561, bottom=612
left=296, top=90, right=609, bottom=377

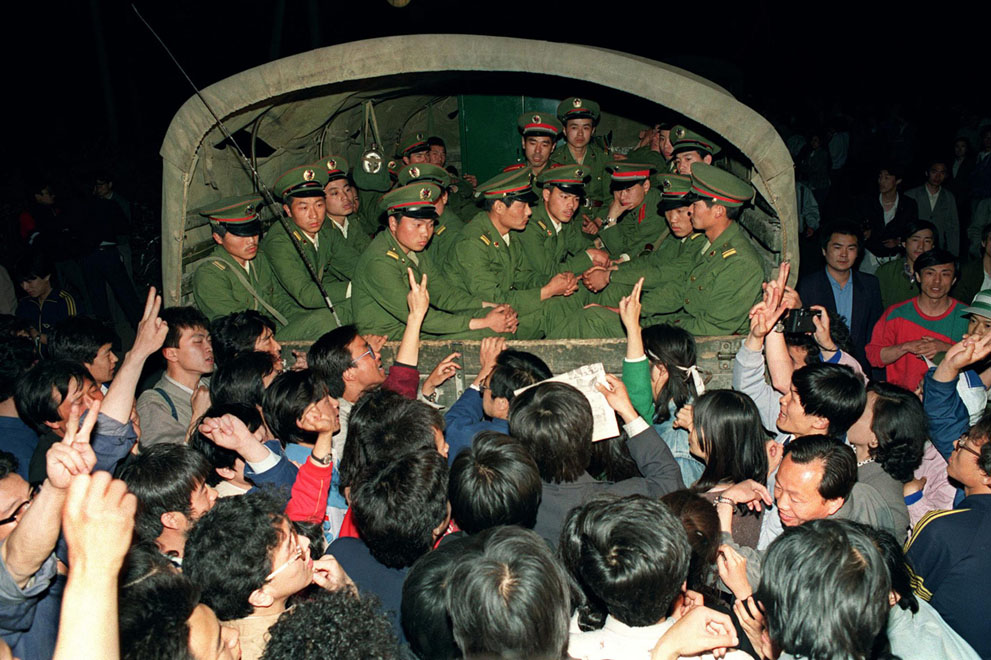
left=4, top=0, right=983, bottom=203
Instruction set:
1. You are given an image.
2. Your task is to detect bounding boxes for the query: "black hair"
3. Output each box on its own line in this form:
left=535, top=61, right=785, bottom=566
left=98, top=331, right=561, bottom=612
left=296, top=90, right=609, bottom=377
left=865, top=383, right=926, bottom=482
left=13, top=250, right=54, bottom=282
left=189, top=403, right=263, bottom=487
left=210, top=351, right=275, bottom=409
left=183, top=490, right=288, bottom=620
left=0, top=451, right=18, bottom=480
left=819, top=219, right=863, bottom=250
left=925, top=158, right=948, bottom=173
left=449, top=431, right=542, bottom=534
left=757, top=519, right=894, bottom=660
left=642, top=324, right=698, bottom=423
left=587, top=430, right=641, bottom=482
left=784, top=311, right=855, bottom=365
left=792, top=362, right=867, bottom=436
left=447, top=526, right=571, bottom=660
left=48, top=316, right=117, bottom=365
left=0, top=315, right=33, bottom=339
left=487, top=353, right=549, bottom=403
left=160, top=306, right=210, bottom=350
left=263, top=369, right=327, bottom=446
left=262, top=589, right=397, bottom=660
left=783, top=435, right=857, bottom=502
left=879, top=163, right=904, bottom=181
left=307, top=325, right=360, bottom=399
left=118, top=565, right=199, bottom=660
left=14, top=359, right=91, bottom=426
left=661, top=490, right=721, bottom=595
left=351, top=447, right=449, bottom=569
left=913, top=248, right=957, bottom=279
left=900, top=219, right=938, bottom=244
left=692, top=389, right=769, bottom=492
left=0, top=337, right=37, bottom=401
left=209, top=311, right=277, bottom=367
left=118, top=443, right=212, bottom=542
left=558, top=495, right=612, bottom=631
left=339, top=390, right=442, bottom=496
left=577, top=495, right=690, bottom=627
left=402, top=535, right=481, bottom=660
left=508, top=382, right=592, bottom=484
left=849, top=521, right=919, bottom=614
left=426, top=136, right=446, bottom=149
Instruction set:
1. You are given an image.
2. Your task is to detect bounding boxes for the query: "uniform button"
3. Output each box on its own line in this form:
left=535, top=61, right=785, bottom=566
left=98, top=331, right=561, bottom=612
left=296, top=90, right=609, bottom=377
left=684, top=298, right=690, bottom=304
left=698, top=286, right=703, bottom=291
left=690, top=276, right=696, bottom=282
left=709, top=251, right=715, bottom=257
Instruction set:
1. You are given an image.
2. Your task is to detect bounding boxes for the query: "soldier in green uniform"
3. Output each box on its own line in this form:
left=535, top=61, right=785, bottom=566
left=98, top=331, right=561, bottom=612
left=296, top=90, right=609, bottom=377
left=547, top=97, right=612, bottom=206
left=350, top=182, right=517, bottom=340
left=398, top=163, right=465, bottom=269
left=426, top=136, right=476, bottom=217
left=400, top=133, right=431, bottom=165
left=582, top=162, right=664, bottom=259
left=318, top=155, right=372, bottom=289
left=515, top=164, right=611, bottom=287
left=631, top=163, right=764, bottom=335
left=627, top=121, right=675, bottom=176
left=516, top=112, right=563, bottom=177
left=448, top=168, right=624, bottom=338
left=259, top=162, right=352, bottom=329
left=192, top=193, right=338, bottom=341
left=670, top=125, right=721, bottom=176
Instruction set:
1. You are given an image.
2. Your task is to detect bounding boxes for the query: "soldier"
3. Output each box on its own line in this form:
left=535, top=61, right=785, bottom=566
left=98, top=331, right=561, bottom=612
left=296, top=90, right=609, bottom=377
left=350, top=182, right=517, bottom=340
left=259, top=163, right=351, bottom=329
left=191, top=194, right=329, bottom=342
left=426, top=136, right=476, bottom=215
left=626, top=121, right=673, bottom=172
left=670, top=125, right=721, bottom=176
left=547, top=97, right=611, bottom=206
left=583, top=162, right=663, bottom=258
left=515, top=164, right=611, bottom=286
left=318, top=155, right=372, bottom=289
left=516, top=112, right=563, bottom=177
left=449, top=168, right=623, bottom=339
left=400, top=133, right=431, bottom=165
left=398, top=163, right=465, bottom=268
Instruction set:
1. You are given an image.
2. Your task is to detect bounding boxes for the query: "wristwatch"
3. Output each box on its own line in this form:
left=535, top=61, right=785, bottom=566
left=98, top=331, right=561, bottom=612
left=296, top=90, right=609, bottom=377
left=310, top=451, right=332, bottom=466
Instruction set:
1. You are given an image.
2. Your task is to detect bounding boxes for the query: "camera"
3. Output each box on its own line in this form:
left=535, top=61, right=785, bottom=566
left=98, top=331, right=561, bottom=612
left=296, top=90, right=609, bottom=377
left=782, top=307, right=821, bottom=334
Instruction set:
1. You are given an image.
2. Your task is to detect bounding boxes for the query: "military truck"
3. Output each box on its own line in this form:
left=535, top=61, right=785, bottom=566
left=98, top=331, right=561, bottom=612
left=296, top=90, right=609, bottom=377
left=160, top=35, right=797, bottom=402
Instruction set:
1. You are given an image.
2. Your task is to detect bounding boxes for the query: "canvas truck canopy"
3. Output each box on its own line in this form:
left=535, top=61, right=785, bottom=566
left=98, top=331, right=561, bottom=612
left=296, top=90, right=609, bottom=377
left=160, top=34, right=797, bottom=393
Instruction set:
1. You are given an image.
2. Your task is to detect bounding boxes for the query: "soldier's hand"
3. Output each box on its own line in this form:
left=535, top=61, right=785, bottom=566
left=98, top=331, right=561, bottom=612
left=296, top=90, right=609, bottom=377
left=464, top=174, right=478, bottom=188
left=406, top=268, right=430, bottom=320
left=542, top=273, right=576, bottom=299
left=586, top=248, right=611, bottom=268
left=582, top=214, right=601, bottom=235
left=606, top=198, right=631, bottom=221
left=582, top=266, right=611, bottom=293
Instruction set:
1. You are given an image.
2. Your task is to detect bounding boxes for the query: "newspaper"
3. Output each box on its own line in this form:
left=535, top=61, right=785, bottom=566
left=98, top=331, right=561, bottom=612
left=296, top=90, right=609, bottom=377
left=515, top=363, right=620, bottom=442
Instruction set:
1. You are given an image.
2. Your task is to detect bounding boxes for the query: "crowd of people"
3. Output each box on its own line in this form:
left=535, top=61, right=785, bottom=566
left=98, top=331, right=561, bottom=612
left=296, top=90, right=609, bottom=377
left=1, top=97, right=990, bottom=660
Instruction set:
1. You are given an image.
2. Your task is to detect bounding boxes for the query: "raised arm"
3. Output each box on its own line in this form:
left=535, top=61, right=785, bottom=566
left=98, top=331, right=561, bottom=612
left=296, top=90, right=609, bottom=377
left=102, top=288, right=168, bottom=424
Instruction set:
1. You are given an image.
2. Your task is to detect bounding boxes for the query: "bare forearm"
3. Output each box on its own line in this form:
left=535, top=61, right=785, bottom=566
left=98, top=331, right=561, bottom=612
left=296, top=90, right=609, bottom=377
left=1, top=481, right=66, bottom=587
left=53, top=567, right=119, bottom=660
left=879, top=344, right=909, bottom=365
left=101, top=353, right=145, bottom=423
left=765, top=332, right=793, bottom=393
left=396, top=312, right=426, bottom=366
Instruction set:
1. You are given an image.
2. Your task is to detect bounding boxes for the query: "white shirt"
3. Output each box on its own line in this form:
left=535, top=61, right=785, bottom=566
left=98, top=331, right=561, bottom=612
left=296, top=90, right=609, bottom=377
left=880, top=193, right=899, bottom=225
left=569, top=615, right=753, bottom=660
left=925, top=185, right=941, bottom=212
left=302, top=231, right=319, bottom=250
left=331, top=217, right=349, bottom=239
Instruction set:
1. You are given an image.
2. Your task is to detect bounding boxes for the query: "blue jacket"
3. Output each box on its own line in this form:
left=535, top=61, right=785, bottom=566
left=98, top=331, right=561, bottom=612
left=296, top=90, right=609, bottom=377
left=443, top=388, right=509, bottom=465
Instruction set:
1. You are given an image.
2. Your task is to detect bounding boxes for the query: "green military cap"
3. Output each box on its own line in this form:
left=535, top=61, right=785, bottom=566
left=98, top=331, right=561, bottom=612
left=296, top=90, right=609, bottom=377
left=475, top=167, right=539, bottom=204
left=537, top=164, right=589, bottom=196
left=605, top=162, right=657, bottom=190
left=656, top=174, right=693, bottom=212
left=318, top=154, right=350, bottom=182
left=399, top=133, right=430, bottom=158
left=687, top=163, right=754, bottom=208
left=670, top=125, right=721, bottom=157
left=199, top=193, right=264, bottom=236
left=557, top=97, right=600, bottom=124
left=501, top=163, right=528, bottom=174
left=398, top=163, right=451, bottom=188
left=518, top=111, right=563, bottom=138
left=274, top=163, right=328, bottom=201
left=382, top=182, right=442, bottom=220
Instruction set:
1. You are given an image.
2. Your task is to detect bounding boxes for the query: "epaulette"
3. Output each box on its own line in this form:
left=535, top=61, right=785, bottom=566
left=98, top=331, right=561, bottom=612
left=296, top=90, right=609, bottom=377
left=292, top=230, right=302, bottom=242
left=479, top=234, right=491, bottom=246
left=688, top=232, right=704, bottom=241
left=435, top=225, right=447, bottom=236
left=386, top=250, right=400, bottom=261
left=721, top=248, right=737, bottom=259
left=212, top=260, right=227, bottom=270
left=537, top=220, right=548, bottom=232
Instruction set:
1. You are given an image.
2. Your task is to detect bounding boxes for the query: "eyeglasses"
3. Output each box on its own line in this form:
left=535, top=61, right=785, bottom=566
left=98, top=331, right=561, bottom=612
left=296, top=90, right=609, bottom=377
left=956, top=436, right=985, bottom=461
left=353, top=344, right=376, bottom=364
left=0, top=484, right=39, bottom=526
left=265, top=542, right=304, bottom=582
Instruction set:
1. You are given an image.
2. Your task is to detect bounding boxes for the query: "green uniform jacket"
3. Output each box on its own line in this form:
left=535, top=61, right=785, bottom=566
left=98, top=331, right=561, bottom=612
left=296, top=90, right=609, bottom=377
left=446, top=175, right=477, bottom=217
left=612, top=231, right=706, bottom=290
left=354, top=188, right=386, bottom=237
left=324, top=216, right=373, bottom=283
left=548, top=144, right=611, bottom=205
left=597, top=188, right=666, bottom=258
left=424, top=206, right=465, bottom=273
left=260, top=222, right=351, bottom=312
left=876, top=257, right=920, bottom=310
left=649, top=222, right=765, bottom=335
left=350, top=230, right=484, bottom=339
left=192, top=245, right=282, bottom=321
left=515, top=205, right=592, bottom=286
left=448, top=212, right=544, bottom=316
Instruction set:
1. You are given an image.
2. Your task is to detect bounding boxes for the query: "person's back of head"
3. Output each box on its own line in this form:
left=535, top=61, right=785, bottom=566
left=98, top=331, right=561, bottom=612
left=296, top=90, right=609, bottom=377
left=508, top=382, right=592, bottom=484
left=119, top=566, right=201, bottom=660
left=307, top=325, right=360, bottom=398
left=495, top=349, right=552, bottom=380
left=0, top=336, right=37, bottom=403
left=558, top=494, right=615, bottom=631
left=576, top=495, right=690, bottom=627
left=449, top=431, right=541, bottom=534
left=402, top=535, right=482, bottom=660
left=849, top=521, right=918, bottom=614
left=189, top=403, right=264, bottom=487
left=210, top=351, right=275, bottom=409
left=14, top=359, right=91, bottom=428
left=660, top=489, right=721, bottom=594
left=48, top=316, right=117, bottom=366
left=692, top=389, right=769, bottom=491
left=792, top=362, right=866, bottom=436
left=862, top=382, right=926, bottom=482
left=351, top=447, right=450, bottom=569
left=262, top=369, right=326, bottom=445
left=183, top=489, right=288, bottom=621
left=209, top=311, right=276, bottom=367
left=757, top=519, right=893, bottom=660
left=447, top=526, right=570, bottom=659
left=118, top=443, right=213, bottom=544
left=486, top=353, right=552, bottom=417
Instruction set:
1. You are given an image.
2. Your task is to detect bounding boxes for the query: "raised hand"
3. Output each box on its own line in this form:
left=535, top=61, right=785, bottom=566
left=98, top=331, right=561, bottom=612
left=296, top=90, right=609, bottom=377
left=131, top=287, right=169, bottom=360
left=424, top=352, right=461, bottom=392
left=651, top=605, right=739, bottom=660
left=61, top=470, right=136, bottom=574
left=619, top=277, right=644, bottom=333
left=47, top=400, right=100, bottom=489
left=716, top=544, right=752, bottom=600
left=596, top=373, right=638, bottom=423
left=406, top=268, right=430, bottom=319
